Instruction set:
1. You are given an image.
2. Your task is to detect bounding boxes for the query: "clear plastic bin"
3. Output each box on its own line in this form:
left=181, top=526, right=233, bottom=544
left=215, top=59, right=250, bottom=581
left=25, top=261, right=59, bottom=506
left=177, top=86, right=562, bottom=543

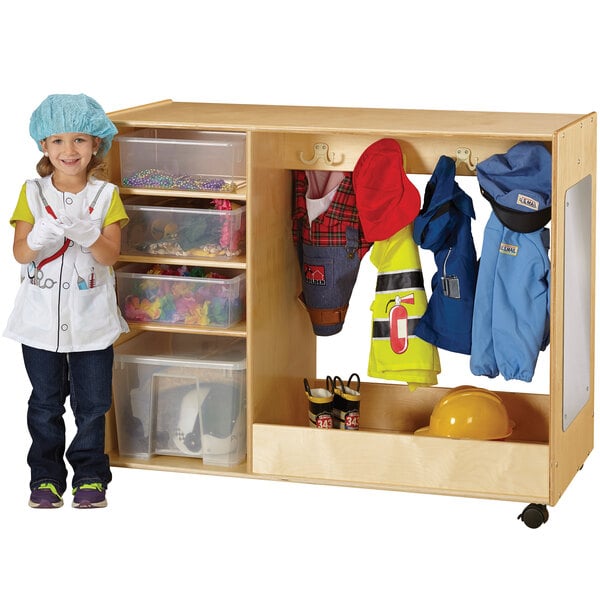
left=116, top=129, right=246, bottom=192
left=122, top=198, right=246, bottom=259
left=113, top=332, right=246, bottom=466
left=116, top=264, right=245, bottom=328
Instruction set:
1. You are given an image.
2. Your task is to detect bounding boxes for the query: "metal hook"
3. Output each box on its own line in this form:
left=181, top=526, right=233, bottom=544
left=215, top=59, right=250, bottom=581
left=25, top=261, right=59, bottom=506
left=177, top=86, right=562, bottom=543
left=455, top=147, right=478, bottom=172
left=299, top=142, right=343, bottom=166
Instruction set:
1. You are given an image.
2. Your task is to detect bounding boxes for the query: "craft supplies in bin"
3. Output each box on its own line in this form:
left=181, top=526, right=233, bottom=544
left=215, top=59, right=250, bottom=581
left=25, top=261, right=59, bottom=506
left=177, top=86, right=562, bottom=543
left=117, top=264, right=246, bottom=327
left=113, top=332, right=247, bottom=466
left=122, top=197, right=246, bottom=258
left=116, top=129, right=246, bottom=192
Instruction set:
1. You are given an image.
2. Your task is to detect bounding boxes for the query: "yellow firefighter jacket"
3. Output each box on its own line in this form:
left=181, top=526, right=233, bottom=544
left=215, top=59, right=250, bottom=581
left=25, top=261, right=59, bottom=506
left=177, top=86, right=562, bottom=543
left=368, top=224, right=440, bottom=390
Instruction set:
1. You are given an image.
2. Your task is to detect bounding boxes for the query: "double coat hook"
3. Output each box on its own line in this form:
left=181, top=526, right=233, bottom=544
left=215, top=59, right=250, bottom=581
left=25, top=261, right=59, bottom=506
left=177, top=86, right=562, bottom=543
left=299, top=142, right=344, bottom=167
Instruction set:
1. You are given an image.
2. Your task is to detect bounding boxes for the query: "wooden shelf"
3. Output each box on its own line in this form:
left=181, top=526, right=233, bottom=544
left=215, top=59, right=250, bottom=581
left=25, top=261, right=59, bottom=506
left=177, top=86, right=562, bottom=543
left=119, top=253, right=246, bottom=270
left=109, top=451, right=250, bottom=477
left=124, top=320, right=247, bottom=338
left=118, top=186, right=246, bottom=202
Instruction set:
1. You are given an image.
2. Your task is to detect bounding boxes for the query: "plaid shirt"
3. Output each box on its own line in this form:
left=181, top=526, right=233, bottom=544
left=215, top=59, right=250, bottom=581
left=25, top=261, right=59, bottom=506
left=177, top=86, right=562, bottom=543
left=292, top=170, right=372, bottom=259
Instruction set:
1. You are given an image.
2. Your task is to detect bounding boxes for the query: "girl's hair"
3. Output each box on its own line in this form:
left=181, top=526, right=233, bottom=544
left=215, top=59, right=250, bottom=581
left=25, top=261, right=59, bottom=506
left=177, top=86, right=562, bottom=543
left=35, top=138, right=110, bottom=181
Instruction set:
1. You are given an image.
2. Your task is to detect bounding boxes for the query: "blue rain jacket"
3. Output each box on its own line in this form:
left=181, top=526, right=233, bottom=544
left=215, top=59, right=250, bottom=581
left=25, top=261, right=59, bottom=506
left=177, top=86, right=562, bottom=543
left=470, top=212, right=550, bottom=382
left=413, top=156, right=478, bottom=354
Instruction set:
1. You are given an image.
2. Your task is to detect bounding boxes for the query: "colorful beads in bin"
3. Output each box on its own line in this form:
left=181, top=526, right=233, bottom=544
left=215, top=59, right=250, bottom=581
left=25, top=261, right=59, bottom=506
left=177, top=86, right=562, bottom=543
left=123, top=168, right=238, bottom=193
left=119, top=264, right=245, bottom=327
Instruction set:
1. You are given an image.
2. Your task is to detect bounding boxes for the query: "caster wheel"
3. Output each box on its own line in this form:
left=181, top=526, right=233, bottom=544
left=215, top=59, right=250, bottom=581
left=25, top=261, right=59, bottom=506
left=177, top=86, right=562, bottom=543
left=517, top=503, right=549, bottom=529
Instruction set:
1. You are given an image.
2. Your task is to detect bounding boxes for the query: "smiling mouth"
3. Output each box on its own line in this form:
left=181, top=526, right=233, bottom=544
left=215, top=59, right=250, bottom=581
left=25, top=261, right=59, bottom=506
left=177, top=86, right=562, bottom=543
left=61, top=158, right=81, bottom=166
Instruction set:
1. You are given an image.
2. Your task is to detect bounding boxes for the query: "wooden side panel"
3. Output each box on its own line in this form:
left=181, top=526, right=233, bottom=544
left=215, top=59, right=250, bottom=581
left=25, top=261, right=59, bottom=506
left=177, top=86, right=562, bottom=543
left=549, top=113, right=597, bottom=504
left=104, top=125, right=133, bottom=185
left=253, top=425, right=549, bottom=503
left=245, top=132, right=317, bottom=450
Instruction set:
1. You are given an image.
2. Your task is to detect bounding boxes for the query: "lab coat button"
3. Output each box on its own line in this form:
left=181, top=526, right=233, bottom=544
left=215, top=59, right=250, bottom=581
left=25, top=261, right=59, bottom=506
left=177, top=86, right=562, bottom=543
left=61, top=324, right=68, bottom=331
left=65, top=197, right=73, bottom=205
left=63, top=282, right=70, bottom=289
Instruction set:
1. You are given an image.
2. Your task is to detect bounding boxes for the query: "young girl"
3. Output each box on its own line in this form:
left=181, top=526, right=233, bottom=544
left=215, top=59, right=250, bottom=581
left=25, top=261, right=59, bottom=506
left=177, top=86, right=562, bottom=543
left=3, top=94, right=129, bottom=509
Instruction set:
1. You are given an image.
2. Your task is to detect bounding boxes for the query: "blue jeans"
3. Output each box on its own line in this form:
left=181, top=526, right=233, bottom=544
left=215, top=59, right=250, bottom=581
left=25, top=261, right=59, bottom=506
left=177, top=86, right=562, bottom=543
left=23, top=344, right=113, bottom=495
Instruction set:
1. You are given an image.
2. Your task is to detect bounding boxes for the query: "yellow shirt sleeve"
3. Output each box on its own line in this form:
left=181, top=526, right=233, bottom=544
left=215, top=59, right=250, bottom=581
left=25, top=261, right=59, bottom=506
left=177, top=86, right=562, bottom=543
left=9, top=183, right=129, bottom=229
left=105, top=187, right=129, bottom=229
left=9, top=184, right=33, bottom=226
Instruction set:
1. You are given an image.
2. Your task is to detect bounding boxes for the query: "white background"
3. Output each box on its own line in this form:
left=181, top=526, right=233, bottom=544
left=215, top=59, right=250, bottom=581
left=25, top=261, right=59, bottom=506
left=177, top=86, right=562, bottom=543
left=1, top=1, right=598, bottom=598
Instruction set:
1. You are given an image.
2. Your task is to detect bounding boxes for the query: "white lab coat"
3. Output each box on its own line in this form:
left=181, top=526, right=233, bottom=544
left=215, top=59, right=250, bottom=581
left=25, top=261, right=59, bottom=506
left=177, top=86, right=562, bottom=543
left=3, top=176, right=129, bottom=352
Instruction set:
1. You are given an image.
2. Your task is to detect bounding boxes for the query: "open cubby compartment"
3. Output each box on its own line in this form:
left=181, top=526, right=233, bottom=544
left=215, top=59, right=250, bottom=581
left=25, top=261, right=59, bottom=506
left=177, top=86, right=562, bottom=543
left=252, top=381, right=550, bottom=503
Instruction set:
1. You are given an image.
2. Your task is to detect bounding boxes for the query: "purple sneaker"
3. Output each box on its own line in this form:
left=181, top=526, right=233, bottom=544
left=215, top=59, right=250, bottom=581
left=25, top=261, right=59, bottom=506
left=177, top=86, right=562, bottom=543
left=29, top=483, right=64, bottom=508
left=72, top=483, right=107, bottom=509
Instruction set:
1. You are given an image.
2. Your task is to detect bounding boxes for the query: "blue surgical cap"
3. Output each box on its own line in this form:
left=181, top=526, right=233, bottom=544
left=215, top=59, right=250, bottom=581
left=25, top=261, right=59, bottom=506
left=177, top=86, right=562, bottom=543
left=29, top=94, right=118, bottom=157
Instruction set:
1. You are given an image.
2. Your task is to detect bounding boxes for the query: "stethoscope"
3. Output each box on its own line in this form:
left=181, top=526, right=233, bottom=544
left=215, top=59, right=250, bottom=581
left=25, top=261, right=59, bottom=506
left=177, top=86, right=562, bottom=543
left=28, top=261, right=59, bottom=289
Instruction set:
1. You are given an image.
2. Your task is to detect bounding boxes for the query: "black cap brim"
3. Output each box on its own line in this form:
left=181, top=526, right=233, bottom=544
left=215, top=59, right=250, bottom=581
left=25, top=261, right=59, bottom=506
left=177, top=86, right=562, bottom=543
left=480, top=187, right=551, bottom=233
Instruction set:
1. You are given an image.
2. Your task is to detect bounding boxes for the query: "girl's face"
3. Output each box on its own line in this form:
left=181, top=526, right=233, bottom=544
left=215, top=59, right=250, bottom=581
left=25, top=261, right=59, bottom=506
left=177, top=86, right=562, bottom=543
left=41, top=132, right=100, bottom=188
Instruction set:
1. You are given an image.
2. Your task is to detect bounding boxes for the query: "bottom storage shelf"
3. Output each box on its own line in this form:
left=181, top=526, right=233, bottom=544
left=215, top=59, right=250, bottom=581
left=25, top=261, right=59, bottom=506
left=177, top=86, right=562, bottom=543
left=249, top=380, right=552, bottom=503
left=108, top=451, right=250, bottom=478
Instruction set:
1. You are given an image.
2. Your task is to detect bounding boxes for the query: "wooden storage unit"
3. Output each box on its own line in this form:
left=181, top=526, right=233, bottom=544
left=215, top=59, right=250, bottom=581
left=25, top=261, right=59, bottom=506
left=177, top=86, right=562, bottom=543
left=105, top=101, right=596, bottom=524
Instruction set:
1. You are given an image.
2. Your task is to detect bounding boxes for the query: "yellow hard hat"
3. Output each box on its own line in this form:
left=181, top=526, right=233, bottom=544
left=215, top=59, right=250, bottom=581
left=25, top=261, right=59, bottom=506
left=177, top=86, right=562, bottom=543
left=414, top=386, right=514, bottom=440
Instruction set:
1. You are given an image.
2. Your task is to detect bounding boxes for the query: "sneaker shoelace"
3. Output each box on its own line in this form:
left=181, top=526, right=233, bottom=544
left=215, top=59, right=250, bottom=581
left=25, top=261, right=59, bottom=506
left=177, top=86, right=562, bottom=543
left=73, top=483, right=104, bottom=494
left=38, top=482, right=62, bottom=498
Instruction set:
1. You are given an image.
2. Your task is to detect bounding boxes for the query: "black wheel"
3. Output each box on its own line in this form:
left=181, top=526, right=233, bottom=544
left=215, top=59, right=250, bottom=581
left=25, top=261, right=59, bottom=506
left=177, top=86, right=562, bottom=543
left=517, top=503, right=549, bottom=529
